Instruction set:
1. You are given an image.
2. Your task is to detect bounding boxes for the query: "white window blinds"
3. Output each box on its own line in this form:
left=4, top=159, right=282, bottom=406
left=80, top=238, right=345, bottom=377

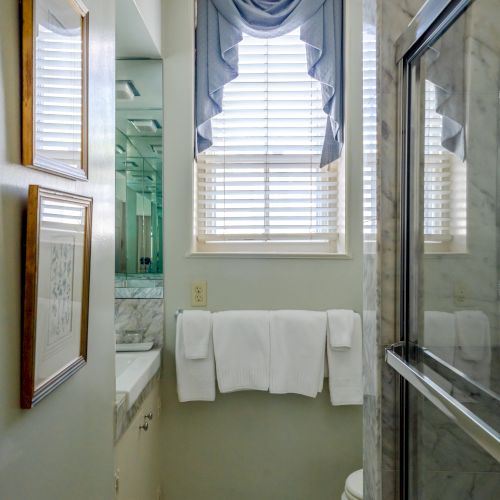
left=362, top=29, right=377, bottom=239
left=35, top=22, right=83, bottom=170
left=195, top=29, right=338, bottom=253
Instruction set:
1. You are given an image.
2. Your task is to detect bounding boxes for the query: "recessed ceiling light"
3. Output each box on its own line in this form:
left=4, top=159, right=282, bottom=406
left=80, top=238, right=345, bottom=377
left=129, top=119, right=161, bottom=134
left=116, top=80, right=140, bottom=100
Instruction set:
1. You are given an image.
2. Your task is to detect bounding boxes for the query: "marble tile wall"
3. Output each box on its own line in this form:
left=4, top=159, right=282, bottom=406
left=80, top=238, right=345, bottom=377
left=417, top=397, right=500, bottom=499
left=115, top=287, right=164, bottom=299
left=362, top=0, right=425, bottom=499
left=115, top=298, right=164, bottom=347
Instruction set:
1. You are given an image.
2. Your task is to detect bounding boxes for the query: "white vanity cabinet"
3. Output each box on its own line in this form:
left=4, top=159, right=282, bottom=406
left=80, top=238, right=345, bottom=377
left=114, top=379, right=161, bottom=500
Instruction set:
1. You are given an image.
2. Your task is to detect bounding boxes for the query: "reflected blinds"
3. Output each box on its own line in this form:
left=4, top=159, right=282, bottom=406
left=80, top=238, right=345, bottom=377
left=35, top=24, right=82, bottom=169
left=195, top=29, right=337, bottom=253
left=362, top=36, right=459, bottom=244
left=423, top=80, right=453, bottom=241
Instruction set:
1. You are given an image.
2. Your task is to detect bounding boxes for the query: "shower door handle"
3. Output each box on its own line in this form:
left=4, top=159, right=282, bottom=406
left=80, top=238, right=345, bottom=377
left=385, top=344, right=500, bottom=462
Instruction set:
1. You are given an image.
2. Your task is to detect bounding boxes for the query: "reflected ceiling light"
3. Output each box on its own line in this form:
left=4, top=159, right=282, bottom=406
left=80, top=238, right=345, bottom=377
left=116, top=80, right=140, bottom=100
left=150, top=144, right=162, bottom=154
left=116, top=144, right=125, bottom=154
left=129, top=119, right=161, bottom=134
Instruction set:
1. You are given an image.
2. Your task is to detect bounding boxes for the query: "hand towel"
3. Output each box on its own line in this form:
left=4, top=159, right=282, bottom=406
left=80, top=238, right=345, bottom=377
left=423, top=311, right=457, bottom=393
left=212, top=310, right=270, bottom=392
left=454, top=310, right=490, bottom=361
left=327, top=312, right=362, bottom=405
left=182, top=310, right=212, bottom=359
left=327, top=309, right=354, bottom=350
left=175, top=313, right=216, bottom=402
left=454, top=310, right=491, bottom=389
left=270, top=310, right=327, bottom=397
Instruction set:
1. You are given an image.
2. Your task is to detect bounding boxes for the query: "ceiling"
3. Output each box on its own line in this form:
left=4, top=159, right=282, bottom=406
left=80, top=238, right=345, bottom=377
left=116, top=0, right=161, bottom=58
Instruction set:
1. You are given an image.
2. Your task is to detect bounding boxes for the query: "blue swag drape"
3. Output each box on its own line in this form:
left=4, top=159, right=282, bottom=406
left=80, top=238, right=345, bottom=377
left=195, top=0, right=344, bottom=168
left=426, top=15, right=466, bottom=161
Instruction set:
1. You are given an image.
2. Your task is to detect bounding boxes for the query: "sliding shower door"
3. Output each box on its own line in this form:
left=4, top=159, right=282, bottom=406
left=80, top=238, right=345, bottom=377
left=387, top=0, right=500, bottom=498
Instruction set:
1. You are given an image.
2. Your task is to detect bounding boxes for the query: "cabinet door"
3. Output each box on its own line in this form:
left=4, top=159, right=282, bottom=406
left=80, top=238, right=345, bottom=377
left=115, top=381, right=161, bottom=500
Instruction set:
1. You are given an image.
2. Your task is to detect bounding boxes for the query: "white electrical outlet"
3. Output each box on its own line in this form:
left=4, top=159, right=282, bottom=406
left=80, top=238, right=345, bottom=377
left=191, top=280, right=207, bottom=307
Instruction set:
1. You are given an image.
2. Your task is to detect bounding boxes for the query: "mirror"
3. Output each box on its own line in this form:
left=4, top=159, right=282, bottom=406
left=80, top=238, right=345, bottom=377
left=115, top=59, right=163, bottom=279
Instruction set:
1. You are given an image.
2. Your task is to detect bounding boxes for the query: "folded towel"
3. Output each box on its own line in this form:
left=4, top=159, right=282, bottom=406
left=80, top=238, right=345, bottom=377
left=327, top=310, right=354, bottom=350
left=423, top=311, right=456, bottom=393
left=327, top=313, right=362, bottom=405
left=455, top=310, right=490, bottom=361
left=175, top=313, right=216, bottom=402
left=182, top=310, right=212, bottom=359
left=212, top=311, right=270, bottom=393
left=269, top=310, right=327, bottom=397
left=423, top=311, right=457, bottom=365
left=454, top=310, right=491, bottom=389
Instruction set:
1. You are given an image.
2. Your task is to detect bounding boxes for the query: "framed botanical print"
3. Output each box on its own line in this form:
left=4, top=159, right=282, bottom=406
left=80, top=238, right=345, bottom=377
left=21, top=186, right=92, bottom=409
left=21, top=0, right=89, bottom=180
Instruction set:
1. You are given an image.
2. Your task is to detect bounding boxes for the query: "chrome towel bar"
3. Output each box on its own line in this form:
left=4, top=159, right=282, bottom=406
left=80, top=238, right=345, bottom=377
left=385, top=343, right=500, bottom=462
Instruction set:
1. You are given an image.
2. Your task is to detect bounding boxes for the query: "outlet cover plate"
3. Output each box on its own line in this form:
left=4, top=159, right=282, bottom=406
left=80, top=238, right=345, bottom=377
left=191, top=280, right=207, bottom=307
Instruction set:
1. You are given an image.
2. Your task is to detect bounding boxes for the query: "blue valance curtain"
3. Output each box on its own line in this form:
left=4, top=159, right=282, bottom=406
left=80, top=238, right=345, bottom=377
left=426, top=15, right=466, bottom=161
left=195, top=0, right=344, bottom=168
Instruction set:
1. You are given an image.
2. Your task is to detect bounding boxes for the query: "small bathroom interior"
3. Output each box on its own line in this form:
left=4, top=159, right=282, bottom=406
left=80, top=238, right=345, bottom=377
left=0, top=0, right=499, bottom=498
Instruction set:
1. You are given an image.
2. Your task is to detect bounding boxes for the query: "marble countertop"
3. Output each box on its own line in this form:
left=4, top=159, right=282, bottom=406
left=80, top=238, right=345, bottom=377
left=114, top=369, right=161, bottom=443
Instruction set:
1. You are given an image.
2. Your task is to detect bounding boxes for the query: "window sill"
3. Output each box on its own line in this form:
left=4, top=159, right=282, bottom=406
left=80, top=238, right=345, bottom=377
left=186, top=251, right=352, bottom=260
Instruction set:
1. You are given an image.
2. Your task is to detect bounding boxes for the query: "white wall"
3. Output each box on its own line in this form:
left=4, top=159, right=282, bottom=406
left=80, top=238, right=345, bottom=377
left=161, top=0, right=364, bottom=498
left=135, top=0, right=163, bottom=54
left=0, top=1, right=116, bottom=498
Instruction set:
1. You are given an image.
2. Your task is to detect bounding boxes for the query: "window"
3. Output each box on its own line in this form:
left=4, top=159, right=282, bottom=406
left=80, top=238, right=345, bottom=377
left=195, top=29, right=340, bottom=254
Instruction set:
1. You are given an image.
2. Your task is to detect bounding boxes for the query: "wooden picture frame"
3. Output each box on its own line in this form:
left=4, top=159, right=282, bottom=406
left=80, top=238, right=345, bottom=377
left=21, top=186, right=93, bottom=409
left=21, top=0, right=89, bottom=180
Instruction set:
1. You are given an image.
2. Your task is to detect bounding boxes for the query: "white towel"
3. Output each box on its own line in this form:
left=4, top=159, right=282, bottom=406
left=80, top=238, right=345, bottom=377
left=182, top=310, right=212, bottom=359
left=212, top=311, right=270, bottom=393
left=327, top=313, right=362, bottom=405
left=270, top=310, right=327, bottom=397
left=175, top=313, right=216, bottom=402
left=423, top=311, right=457, bottom=393
left=455, top=310, right=490, bottom=361
left=327, top=309, right=354, bottom=350
left=454, top=310, right=491, bottom=389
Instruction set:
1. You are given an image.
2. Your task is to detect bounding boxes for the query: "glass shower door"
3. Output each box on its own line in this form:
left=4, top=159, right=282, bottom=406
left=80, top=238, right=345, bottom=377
left=387, top=0, right=500, bottom=498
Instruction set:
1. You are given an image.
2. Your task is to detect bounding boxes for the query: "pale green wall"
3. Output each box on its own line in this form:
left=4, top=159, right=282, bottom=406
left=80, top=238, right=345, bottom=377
left=161, top=0, right=364, bottom=498
left=0, top=1, right=116, bottom=498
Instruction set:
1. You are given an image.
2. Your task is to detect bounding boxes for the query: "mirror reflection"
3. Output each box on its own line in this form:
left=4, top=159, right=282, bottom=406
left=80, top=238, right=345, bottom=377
left=115, top=59, right=163, bottom=278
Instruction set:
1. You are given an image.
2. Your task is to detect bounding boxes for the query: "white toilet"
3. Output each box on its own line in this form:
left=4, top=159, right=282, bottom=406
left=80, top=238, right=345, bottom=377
left=341, top=469, right=363, bottom=500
